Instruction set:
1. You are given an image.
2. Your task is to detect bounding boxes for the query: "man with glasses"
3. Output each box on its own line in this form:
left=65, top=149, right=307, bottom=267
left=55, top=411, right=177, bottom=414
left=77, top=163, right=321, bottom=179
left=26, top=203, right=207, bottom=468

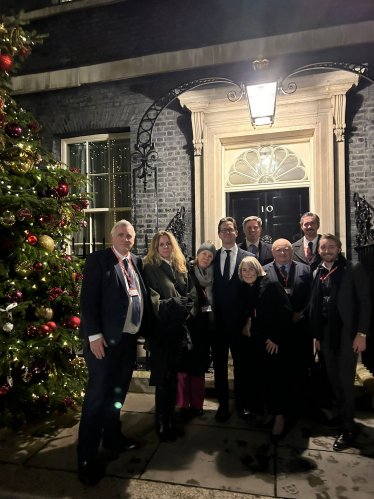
left=263, top=239, right=312, bottom=415
left=292, top=212, right=322, bottom=271
left=239, top=216, right=273, bottom=265
left=212, top=217, right=254, bottom=422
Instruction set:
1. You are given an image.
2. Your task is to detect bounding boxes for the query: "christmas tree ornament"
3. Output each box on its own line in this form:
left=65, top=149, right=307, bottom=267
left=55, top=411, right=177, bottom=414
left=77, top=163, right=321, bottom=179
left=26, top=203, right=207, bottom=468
left=0, top=111, right=7, bottom=125
left=5, top=122, right=22, bottom=138
left=80, top=200, right=89, bottom=209
left=3, top=322, right=14, bottom=332
left=0, top=53, right=13, bottom=71
left=30, top=358, right=48, bottom=373
left=28, top=123, right=39, bottom=131
left=72, top=204, right=82, bottom=211
left=60, top=254, right=72, bottom=262
left=70, top=167, right=79, bottom=173
left=66, top=316, right=81, bottom=329
left=0, top=385, right=10, bottom=396
left=63, top=396, right=74, bottom=408
left=18, top=46, right=31, bottom=57
left=17, top=208, right=33, bottom=221
left=39, top=393, right=49, bottom=403
left=6, top=290, right=23, bottom=303
left=46, top=321, right=57, bottom=331
left=14, top=261, right=33, bottom=276
left=0, top=210, right=16, bottom=227
left=33, top=261, right=43, bottom=272
left=37, top=235, right=54, bottom=252
left=34, top=306, right=54, bottom=321
left=38, top=214, right=53, bottom=224
left=27, top=235, right=38, bottom=246
left=37, top=325, right=51, bottom=337
left=80, top=220, right=88, bottom=228
left=26, top=325, right=38, bottom=337
left=48, top=287, right=64, bottom=300
left=11, top=159, right=34, bottom=174
left=53, top=181, right=69, bottom=198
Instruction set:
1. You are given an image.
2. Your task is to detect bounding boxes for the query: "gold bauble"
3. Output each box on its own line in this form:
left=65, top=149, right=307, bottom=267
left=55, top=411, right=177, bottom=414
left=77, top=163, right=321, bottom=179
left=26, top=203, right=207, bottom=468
left=14, top=261, right=33, bottom=276
left=34, top=306, right=54, bottom=321
left=37, top=235, right=55, bottom=252
left=11, top=160, right=34, bottom=174
left=0, top=210, right=16, bottom=227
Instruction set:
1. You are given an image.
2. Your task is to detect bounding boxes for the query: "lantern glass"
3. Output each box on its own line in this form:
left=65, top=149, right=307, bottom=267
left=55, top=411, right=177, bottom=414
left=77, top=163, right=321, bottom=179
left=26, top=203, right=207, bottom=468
left=245, top=81, right=278, bottom=126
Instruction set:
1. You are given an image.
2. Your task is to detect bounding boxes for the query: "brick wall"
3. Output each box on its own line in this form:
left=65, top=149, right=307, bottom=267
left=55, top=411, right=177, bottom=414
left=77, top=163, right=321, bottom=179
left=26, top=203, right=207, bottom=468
left=16, top=75, right=194, bottom=257
left=346, top=80, right=374, bottom=260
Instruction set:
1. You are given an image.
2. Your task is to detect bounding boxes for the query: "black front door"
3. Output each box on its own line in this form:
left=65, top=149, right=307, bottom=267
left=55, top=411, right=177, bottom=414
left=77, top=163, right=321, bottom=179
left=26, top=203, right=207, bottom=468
left=227, top=187, right=309, bottom=244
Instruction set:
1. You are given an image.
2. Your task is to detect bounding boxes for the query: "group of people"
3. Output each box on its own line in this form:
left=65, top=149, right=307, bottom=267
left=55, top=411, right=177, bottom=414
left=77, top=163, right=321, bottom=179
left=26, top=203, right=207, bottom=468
left=76, top=213, right=371, bottom=486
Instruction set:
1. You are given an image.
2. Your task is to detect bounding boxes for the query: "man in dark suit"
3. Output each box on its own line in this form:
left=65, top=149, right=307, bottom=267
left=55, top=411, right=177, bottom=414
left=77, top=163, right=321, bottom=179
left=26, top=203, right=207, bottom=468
left=77, top=220, right=148, bottom=485
left=310, top=234, right=371, bottom=451
left=263, top=238, right=312, bottom=413
left=238, top=216, right=273, bottom=265
left=292, top=212, right=322, bottom=271
left=212, top=216, right=253, bottom=422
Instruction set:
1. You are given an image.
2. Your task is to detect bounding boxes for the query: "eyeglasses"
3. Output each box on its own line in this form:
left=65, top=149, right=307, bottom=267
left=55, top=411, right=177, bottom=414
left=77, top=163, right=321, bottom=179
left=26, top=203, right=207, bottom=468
left=220, top=228, right=236, bottom=233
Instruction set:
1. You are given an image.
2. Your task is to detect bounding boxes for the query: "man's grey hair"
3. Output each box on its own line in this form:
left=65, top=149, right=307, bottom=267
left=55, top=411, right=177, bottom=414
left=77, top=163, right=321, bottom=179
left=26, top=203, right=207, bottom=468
left=243, top=216, right=262, bottom=229
left=300, top=212, right=320, bottom=227
left=110, top=219, right=135, bottom=237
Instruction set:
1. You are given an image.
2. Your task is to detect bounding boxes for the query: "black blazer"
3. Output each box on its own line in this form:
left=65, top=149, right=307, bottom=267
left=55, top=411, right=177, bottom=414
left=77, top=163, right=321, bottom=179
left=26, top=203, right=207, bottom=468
left=80, top=247, right=148, bottom=346
left=238, top=239, right=273, bottom=266
left=213, top=246, right=252, bottom=332
left=263, top=260, right=312, bottom=315
left=292, top=235, right=322, bottom=271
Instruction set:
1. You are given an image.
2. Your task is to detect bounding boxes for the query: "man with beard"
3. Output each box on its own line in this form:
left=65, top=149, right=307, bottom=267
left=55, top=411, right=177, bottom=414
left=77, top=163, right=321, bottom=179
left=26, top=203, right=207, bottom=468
left=292, top=212, right=322, bottom=271
left=310, top=234, right=371, bottom=451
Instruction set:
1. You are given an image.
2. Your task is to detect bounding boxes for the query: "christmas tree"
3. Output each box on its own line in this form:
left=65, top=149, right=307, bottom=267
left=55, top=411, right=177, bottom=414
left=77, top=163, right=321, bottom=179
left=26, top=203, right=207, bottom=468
left=0, top=13, right=89, bottom=428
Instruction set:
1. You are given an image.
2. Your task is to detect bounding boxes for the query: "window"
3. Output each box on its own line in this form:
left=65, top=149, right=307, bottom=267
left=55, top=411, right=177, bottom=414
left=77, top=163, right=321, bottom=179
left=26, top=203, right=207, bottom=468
left=61, top=133, right=131, bottom=255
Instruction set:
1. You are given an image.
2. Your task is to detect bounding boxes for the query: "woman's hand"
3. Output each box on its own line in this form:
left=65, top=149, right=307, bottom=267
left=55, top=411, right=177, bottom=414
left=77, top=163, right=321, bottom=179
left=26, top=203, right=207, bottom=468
left=265, top=339, right=278, bottom=354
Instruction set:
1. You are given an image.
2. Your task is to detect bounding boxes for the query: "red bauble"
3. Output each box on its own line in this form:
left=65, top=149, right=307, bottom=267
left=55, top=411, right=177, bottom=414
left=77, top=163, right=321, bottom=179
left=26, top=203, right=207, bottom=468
left=39, top=393, right=49, bottom=403
left=60, top=254, right=72, bottom=262
left=66, top=316, right=81, bottom=329
left=37, top=325, right=51, bottom=337
left=5, top=122, right=22, bottom=138
left=26, top=325, right=38, bottom=337
left=0, top=54, right=13, bottom=71
left=0, top=386, right=10, bottom=396
left=60, top=220, right=67, bottom=227
left=38, top=214, right=53, bottom=224
left=28, top=123, right=39, bottom=131
left=63, top=396, right=74, bottom=408
left=53, top=181, right=69, bottom=198
left=46, top=321, right=57, bottom=332
left=27, top=235, right=38, bottom=246
left=33, top=262, right=43, bottom=272
left=6, top=290, right=23, bottom=303
left=70, top=168, right=78, bottom=173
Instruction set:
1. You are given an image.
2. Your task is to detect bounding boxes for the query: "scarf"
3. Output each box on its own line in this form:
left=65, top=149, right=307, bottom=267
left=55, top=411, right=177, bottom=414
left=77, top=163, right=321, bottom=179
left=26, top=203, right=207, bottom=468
left=310, top=254, right=345, bottom=349
left=193, top=264, right=214, bottom=307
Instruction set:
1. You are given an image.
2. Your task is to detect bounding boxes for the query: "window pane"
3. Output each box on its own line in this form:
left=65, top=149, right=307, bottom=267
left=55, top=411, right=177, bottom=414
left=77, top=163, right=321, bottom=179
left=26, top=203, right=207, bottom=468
left=110, top=139, right=131, bottom=173
left=112, top=173, right=131, bottom=208
left=67, top=142, right=86, bottom=174
left=89, top=175, right=110, bottom=208
left=89, top=141, right=109, bottom=174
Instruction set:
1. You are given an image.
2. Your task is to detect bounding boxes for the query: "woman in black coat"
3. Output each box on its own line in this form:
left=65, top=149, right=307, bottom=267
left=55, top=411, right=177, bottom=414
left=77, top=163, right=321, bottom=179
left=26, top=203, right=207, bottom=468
left=176, top=242, right=216, bottom=418
left=239, top=256, right=293, bottom=440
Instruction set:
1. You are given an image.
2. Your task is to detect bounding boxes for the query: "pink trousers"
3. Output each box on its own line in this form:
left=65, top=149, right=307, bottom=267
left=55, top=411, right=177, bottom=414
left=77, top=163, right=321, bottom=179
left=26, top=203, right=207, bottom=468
left=176, top=372, right=205, bottom=410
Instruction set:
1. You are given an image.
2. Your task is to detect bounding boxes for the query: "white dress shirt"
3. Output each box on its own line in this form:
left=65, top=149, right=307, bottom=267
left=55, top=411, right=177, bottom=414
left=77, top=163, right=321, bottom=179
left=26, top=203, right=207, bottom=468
left=303, top=235, right=319, bottom=257
left=219, top=244, right=238, bottom=280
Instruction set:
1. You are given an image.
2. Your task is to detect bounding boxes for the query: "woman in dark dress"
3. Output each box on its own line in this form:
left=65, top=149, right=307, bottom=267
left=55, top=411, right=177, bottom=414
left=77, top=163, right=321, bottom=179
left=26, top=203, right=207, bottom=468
left=238, top=256, right=293, bottom=439
left=143, top=231, right=198, bottom=442
left=176, top=242, right=216, bottom=418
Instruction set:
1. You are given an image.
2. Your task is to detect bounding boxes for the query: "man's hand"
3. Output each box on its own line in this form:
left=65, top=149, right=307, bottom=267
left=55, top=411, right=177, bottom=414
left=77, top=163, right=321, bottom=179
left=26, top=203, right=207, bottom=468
left=315, top=340, right=321, bottom=351
left=90, top=337, right=108, bottom=359
left=292, top=312, right=303, bottom=323
left=353, top=335, right=366, bottom=353
left=265, top=339, right=278, bottom=354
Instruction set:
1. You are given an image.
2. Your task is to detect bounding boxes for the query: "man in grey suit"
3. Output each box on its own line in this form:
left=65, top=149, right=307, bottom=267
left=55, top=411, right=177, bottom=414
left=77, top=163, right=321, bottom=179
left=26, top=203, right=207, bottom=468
left=238, top=216, right=273, bottom=266
left=292, top=212, right=322, bottom=271
left=310, top=234, right=371, bottom=451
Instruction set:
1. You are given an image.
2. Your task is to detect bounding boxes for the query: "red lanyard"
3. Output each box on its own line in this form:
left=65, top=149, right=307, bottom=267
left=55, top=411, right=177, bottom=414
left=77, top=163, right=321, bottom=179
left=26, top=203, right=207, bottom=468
left=111, top=247, right=134, bottom=288
left=320, top=266, right=337, bottom=283
left=277, top=262, right=293, bottom=287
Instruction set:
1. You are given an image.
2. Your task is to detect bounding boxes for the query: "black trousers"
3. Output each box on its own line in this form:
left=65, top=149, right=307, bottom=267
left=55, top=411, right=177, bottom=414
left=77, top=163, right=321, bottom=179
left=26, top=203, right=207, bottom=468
left=77, top=333, right=137, bottom=462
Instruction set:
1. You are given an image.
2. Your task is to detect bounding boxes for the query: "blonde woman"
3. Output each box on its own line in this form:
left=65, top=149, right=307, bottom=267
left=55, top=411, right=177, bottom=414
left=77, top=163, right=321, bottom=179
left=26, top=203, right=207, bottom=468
left=143, top=231, right=198, bottom=442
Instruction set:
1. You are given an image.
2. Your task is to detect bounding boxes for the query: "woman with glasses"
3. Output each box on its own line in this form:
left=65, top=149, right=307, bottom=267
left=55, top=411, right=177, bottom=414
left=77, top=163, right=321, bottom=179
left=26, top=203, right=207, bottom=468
left=238, top=256, right=293, bottom=440
left=143, top=231, right=198, bottom=442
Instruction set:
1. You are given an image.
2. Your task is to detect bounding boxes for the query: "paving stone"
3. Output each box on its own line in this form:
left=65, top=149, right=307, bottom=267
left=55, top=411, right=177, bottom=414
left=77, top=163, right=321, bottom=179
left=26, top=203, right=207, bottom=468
left=141, top=424, right=275, bottom=496
left=277, top=446, right=374, bottom=499
left=122, top=392, right=155, bottom=414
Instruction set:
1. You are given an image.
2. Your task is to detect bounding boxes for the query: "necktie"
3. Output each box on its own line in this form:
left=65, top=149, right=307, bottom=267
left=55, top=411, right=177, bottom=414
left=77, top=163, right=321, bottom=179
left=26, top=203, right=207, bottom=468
left=123, top=258, right=141, bottom=326
left=307, top=241, right=313, bottom=263
left=249, top=244, right=257, bottom=255
left=223, top=250, right=231, bottom=284
left=280, top=265, right=288, bottom=282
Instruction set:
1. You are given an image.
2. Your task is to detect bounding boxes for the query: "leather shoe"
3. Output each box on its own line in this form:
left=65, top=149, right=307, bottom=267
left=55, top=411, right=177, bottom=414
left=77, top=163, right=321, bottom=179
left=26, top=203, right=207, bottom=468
left=333, top=429, right=354, bottom=451
left=238, top=407, right=255, bottom=421
left=102, top=433, right=139, bottom=452
left=78, top=457, right=105, bottom=486
left=215, top=404, right=230, bottom=423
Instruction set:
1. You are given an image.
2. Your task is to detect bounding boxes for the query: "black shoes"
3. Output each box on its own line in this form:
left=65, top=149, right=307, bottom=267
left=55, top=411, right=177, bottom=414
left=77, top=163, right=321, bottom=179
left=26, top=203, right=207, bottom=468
left=333, top=429, right=354, bottom=451
left=238, top=407, right=255, bottom=421
left=215, top=404, right=230, bottom=423
left=78, top=457, right=105, bottom=486
left=102, top=433, right=139, bottom=452
left=180, top=407, right=204, bottom=420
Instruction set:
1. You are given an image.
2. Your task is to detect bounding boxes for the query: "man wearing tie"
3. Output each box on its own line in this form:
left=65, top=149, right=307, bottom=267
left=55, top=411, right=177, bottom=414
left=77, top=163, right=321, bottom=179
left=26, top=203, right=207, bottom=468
left=263, top=239, right=312, bottom=413
left=77, top=220, right=148, bottom=485
left=238, top=216, right=273, bottom=265
left=292, top=212, right=322, bottom=271
left=212, top=217, right=253, bottom=422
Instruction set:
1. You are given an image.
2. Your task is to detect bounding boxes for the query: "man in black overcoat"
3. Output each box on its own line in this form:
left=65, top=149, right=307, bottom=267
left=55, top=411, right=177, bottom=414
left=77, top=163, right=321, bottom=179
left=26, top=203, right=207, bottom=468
left=77, top=220, right=148, bottom=485
left=238, top=215, right=273, bottom=265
